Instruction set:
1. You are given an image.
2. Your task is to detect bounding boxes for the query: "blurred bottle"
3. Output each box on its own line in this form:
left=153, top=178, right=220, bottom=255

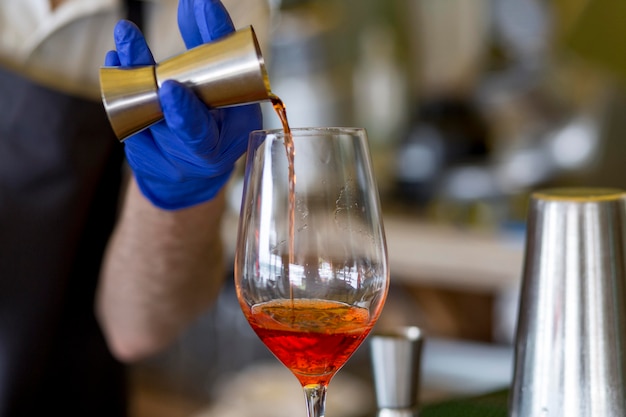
left=393, top=96, right=491, bottom=208
left=352, top=24, right=410, bottom=196
left=262, top=0, right=353, bottom=130
left=391, top=0, right=492, bottom=209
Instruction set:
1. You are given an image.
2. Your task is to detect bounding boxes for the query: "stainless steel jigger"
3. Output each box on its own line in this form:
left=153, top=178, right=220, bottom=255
left=509, top=187, right=626, bottom=417
left=99, top=26, right=270, bottom=141
left=370, top=326, right=423, bottom=417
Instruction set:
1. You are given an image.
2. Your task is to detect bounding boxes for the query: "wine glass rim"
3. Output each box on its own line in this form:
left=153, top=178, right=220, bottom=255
left=251, top=127, right=366, bottom=137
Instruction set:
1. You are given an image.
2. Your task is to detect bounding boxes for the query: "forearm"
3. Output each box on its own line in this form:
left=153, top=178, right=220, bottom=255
left=96, top=177, right=228, bottom=362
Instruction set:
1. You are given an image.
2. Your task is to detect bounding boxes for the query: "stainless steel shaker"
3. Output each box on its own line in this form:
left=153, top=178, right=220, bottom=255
left=370, top=326, right=424, bottom=417
left=99, top=26, right=271, bottom=141
left=509, top=187, right=626, bottom=416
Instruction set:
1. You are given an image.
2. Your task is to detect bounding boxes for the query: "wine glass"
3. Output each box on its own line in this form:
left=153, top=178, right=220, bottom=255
left=235, top=127, right=389, bottom=417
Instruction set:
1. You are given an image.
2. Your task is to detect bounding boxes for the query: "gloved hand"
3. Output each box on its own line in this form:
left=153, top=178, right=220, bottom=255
left=104, top=0, right=262, bottom=210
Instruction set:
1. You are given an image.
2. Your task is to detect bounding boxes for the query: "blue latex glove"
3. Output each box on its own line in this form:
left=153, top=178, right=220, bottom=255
left=105, top=0, right=262, bottom=210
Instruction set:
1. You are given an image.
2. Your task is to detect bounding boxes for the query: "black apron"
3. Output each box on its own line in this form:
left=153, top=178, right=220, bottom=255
left=0, top=65, right=127, bottom=416
left=0, top=1, right=143, bottom=414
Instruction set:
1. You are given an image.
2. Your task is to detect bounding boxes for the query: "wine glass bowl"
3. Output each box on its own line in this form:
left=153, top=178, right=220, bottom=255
left=235, top=127, right=389, bottom=417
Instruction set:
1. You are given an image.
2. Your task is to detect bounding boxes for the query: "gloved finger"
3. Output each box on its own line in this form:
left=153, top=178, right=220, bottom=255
left=158, top=80, right=220, bottom=156
left=124, top=133, right=185, bottom=182
left=114, top=19, right=155, bottom=66
left=213, top=104, right=262, bottom=163
left=194, top=0, right=235, bottom=43
left=178, top=0, right=234, bottom=49
left=178, top=0, right=202, bottom=49
left=104, top=50, right=121, bottom=66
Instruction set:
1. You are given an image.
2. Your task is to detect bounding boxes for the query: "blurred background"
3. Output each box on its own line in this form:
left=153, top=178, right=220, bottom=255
left=129, top=0, right=626, bottom=415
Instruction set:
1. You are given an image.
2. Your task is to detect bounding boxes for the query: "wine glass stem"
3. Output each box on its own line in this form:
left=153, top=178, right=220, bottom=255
left=303, top=384, right=328, bottom=417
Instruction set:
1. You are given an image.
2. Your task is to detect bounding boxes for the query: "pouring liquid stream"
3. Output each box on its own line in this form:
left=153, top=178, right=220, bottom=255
left=269, top=93, right=296, bottom=310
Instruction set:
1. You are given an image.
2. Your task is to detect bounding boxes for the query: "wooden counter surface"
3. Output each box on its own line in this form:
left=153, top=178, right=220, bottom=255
left=222, top=210, right=525, bottom=294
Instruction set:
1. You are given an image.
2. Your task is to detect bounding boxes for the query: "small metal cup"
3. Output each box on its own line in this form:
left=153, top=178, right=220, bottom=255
left=509, top=187, right=626, bottom=417
left=99, top=26, right=270, bottom=141
left=370, top=326, right=423, bottom=417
